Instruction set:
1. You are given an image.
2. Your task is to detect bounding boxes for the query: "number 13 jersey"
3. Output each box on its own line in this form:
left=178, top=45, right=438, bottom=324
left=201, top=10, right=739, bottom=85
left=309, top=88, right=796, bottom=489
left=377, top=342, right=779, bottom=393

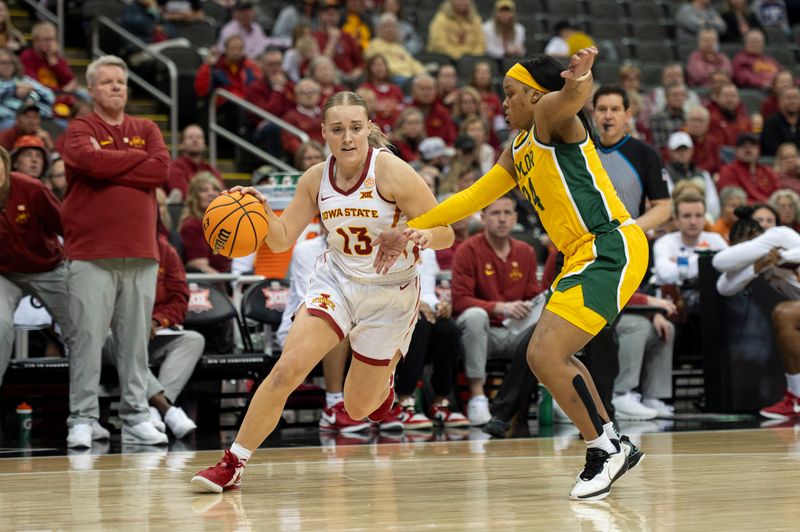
left=319, top=147, right=419, bottom=284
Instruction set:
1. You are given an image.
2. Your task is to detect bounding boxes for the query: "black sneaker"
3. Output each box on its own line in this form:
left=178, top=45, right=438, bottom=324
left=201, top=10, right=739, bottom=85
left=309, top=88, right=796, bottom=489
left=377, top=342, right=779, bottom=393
left=619, top=435, right=645, bottom=469
left=569, top=447, right=629, bottom=501
left=482, top=417, right=510, bottom=438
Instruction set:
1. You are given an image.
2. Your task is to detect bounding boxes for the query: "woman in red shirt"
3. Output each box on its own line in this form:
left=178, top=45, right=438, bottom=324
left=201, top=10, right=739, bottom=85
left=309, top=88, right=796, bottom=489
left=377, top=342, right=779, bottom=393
left=179, top=172, right=230, bottom=273
left=391, top=107, right=425, bottom=163
left=469, top=61, right=505, bottom=143
left=359, top=54, right=404, bottom=134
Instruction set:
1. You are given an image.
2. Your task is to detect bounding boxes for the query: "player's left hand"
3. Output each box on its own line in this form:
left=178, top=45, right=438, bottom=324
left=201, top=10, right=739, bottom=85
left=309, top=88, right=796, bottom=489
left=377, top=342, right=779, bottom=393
left=561, top=46, right=598, bottom=80
left=402, top=228, right=433, bottom=250
left=373, top=228, right=409, bottom=275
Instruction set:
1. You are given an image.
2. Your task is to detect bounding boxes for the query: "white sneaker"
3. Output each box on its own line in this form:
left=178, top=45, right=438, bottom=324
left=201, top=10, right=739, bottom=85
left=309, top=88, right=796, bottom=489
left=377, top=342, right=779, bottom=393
left=642, top=398, right=675, bottom=418
left=612, top=392, right=658, bottom=421
left=164, top=406, right=197, bottom=439
left=569, top=448, right=628, bottom=501
left=91, top=421, right=110, bottom=440
left=553, top=399, right=573, bottom=424
left=122, top=421, right=169, bottom=445
left=149, top=407, right=167, bottom=433
left=67, top=424, right=92, bottom=449
left=467, top=396, right=491, bottom=426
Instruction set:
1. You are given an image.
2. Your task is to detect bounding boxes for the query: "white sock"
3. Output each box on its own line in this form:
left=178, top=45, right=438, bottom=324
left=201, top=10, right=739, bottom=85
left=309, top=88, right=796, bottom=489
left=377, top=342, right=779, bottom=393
left=786, top=373, right=800, bottom=396
left=603, top=421, right=619, bottom=442
left=585, top=433, right=618, bottom=454
left=230, top=442, right=252, bottom=463
left=326, top=392, right=343, bottom=408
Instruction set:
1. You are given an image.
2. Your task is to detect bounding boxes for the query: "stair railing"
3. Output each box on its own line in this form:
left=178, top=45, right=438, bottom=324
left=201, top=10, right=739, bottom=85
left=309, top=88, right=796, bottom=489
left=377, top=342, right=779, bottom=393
left=209, top=88, right=307, bottom=173
left=91, top=16, right=178, bottom=158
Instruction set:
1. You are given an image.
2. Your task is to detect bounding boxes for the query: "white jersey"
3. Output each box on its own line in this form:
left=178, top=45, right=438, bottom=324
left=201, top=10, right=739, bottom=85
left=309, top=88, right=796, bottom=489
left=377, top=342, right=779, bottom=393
left=319, top=147, right=418, bottom=284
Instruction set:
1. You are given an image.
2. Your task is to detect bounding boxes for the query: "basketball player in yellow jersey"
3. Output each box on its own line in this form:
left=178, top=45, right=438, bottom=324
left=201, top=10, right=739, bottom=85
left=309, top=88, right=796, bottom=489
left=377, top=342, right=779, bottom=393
left=399, top=47, right=650, bottom=501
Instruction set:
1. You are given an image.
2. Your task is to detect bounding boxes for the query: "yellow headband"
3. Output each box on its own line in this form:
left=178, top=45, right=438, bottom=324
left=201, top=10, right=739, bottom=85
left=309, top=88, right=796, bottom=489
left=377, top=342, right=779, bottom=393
left=506, top=63, right=549, bottom=94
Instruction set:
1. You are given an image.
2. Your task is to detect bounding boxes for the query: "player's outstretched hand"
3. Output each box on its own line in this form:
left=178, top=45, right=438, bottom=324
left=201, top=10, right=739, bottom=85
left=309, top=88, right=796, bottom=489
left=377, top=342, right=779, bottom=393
left=224, top=186, right=269, bottom=208
left=561, top=46, right=598, bottom=80
left=402, top=228, right=433, bottom=251
left=373, top=228, right=409, bottom=275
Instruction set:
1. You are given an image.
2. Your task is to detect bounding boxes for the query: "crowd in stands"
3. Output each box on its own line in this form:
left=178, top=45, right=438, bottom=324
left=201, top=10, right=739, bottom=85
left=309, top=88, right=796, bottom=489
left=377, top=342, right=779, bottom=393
left=5, top=0, right=800, bottom=445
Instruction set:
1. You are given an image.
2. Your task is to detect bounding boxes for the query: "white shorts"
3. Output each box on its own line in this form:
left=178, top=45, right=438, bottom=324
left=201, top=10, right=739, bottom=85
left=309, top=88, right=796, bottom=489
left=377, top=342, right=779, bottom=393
left=304, top=255, right=420, bottom=366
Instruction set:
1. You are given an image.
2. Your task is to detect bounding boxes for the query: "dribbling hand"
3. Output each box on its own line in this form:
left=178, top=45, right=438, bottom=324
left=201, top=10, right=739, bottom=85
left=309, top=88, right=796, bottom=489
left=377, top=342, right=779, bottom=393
left=224, top=186, right=269, bottom=209
left=561, top=46, right=598, bottom=81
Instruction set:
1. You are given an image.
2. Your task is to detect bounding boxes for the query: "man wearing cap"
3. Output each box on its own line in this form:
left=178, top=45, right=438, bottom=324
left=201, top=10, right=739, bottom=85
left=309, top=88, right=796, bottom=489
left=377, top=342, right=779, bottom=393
left=418, top=137, right=454, bottom=172
left=314, top=0, right=364, bottom=83
left=0, top=103, right=54, bottom=152
left=718, top=133, right=781, bottom=202
left=166, top=124, right=223, bottom=203
left=216, top=1, right=271, bottom=59
left=409, top=73, right=457, bottom=145
left=761, top=86, right=800, bottom=157
left=10, top=134, right=49, bottom=181
left=664, top=131, right=720, bottom=220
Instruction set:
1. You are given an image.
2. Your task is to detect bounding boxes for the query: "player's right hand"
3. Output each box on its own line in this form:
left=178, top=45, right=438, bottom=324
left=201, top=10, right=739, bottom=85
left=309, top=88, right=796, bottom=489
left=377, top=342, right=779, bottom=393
left=225, top=186, right=268, bottom=208
left=504, top=300, right=532, bottom=320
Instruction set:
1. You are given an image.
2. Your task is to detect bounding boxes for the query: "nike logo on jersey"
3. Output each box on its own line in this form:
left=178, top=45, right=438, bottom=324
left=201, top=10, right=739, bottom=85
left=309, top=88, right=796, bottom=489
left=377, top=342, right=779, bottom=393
left=320, top=194, right=336, bottom=202
left=400, top=282, right=411, bottom=290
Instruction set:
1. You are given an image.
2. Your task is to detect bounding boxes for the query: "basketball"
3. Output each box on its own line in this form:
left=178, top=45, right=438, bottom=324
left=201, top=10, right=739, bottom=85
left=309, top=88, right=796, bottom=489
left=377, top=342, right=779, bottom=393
left=202, top=191, right=270, bottom=258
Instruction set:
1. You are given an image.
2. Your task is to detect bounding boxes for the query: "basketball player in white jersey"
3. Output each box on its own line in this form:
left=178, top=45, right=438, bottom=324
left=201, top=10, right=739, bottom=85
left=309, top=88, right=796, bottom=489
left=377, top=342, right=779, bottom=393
left=192, top=91, right=454, bottom=493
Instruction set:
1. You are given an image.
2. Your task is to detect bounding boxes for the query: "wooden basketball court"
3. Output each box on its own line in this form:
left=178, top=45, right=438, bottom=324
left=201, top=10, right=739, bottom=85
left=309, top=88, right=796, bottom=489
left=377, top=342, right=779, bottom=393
left=1, top=427, right=798, bottom=530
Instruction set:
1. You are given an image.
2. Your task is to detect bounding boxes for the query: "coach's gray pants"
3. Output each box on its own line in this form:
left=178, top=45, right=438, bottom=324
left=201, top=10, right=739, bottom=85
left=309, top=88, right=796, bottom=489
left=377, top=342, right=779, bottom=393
left=102, top=331, right=204, bottom=404
left=68, top=258, right=157, bottom=428
left=0, top=263, right=75, bottom=385
left=614, top=313, right=673, bottom=399
left=456, top=307, right=522, bottom=380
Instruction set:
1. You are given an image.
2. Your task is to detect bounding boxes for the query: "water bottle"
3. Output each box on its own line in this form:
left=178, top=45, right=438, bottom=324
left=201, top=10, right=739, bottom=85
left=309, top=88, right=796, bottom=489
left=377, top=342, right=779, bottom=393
left=677, top=247, right=690, bottom=283
left=538, top=384, right=553, bottom=427
left=16, top=402, right=32, bottom=444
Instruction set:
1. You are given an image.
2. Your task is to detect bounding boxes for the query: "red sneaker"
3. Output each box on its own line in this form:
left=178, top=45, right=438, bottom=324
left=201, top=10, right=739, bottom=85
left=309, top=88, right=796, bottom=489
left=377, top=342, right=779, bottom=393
left=319, top=402, right=371, bottom=433
left=191, top=449, right=246, bottom=493
left=377, top=407, right=404, bottom=431
left=395, top=400, right=433, bottom=430
left=430, top=400, right=470, bottom=428
left=759, top=391, right=800, bottom=420
left=367, top=375, right=395, bottom=422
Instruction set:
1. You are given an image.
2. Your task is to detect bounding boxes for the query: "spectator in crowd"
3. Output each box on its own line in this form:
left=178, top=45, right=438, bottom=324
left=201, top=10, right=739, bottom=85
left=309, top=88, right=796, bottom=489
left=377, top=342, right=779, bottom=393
left=706, top=83, right=753, bottom=147
left=426, top=0, right=486, bottom=60
left=161, top=0, right=204, bottom=22
left=752, top=201, right=780, bottom=227
left=376, top=0, right=423, bottom=56
left=761, top=70, right=794, bottom=121
left=721, top=0, right=762, bottom=42
left=711, top=207, right=800, bottom=420
left=685, top=105, right=723, bottom=176
left=470, top=61, right=505, bottom=142
left=365, top=13, right=426, bottom=84
left=409, top=73, right=457, bottom=145
left=216, top=1, right=270, bottom=59
left=120, top=0, right=192, bottom=60
left=770, top=188, right=800, bottom=229
left=245, top=47, right=294, bottom=119
left=752, top=0, right=791, bottom=34
left=418, top=136, right=454, bottom=172
left=0, top=147, right=78, bottom=392
left=0, top=49, right=55, bottom=130
left=0, top=103, right=53, bottom=151
left=44, top=155, right=66, bottom=200
left=665, top=132, right=721, bottom=220
left=314, top=0, right=364, bottom=84
left=293, top=140, right=325, bottom=171
left=451, top=195, right=540, bottom=425
left=648, top=64, right=702, bottom=118
left=271, top=0, right=316, bottom=41
left=280, top=78, right=324, bottom=156
left=710, top=185, right=748, bottom=240
left=166, top=125, right=223, bottom=203
left=650, top=84, right=690, bottom=154
left=391, top=107, right=425, bottom=163
left=482, top=0, right=525, bottom=59
left=179, top=172, right=230, bottom=273
left=308, top=55, right=346, bottom=103
left=20, top=22, right=81, bottom=107
left=62, top=55, right=170, bottom=448
left=733, top=28, right=781, bottom=89
left=440, top=156, right=480, bottom=196
left=194, top=34, right=260, bottom=105
left=436, top=64, right=459, bottom=110
left=435, top=215, right=468, bottom=269
left=282, top=24, right=320, bottom=83
left=719, top=132, right=781, bottom=201
left=676, top=0, right=727, bottom=42
left=342, top=0, right=371, bottom=51
left=653, top=192, right=728, bottom=287
left=0, top=1, right=23, bottom=52
left=359, top=55, right=403, bottom=134
left=393, top=246, right=469, bottom=429
left=544, top=20, right=577, bottom=59
left=460, top=116, right=495, bottom=175
left=774, top=141, right=800, bottom=192
left=761, top=86, right=800, bottom=156
left=451, top=86, right=483, bottom=130
left=10, top=134, right=48, bottom=181
left=686, top=28, right=733, bottom=87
